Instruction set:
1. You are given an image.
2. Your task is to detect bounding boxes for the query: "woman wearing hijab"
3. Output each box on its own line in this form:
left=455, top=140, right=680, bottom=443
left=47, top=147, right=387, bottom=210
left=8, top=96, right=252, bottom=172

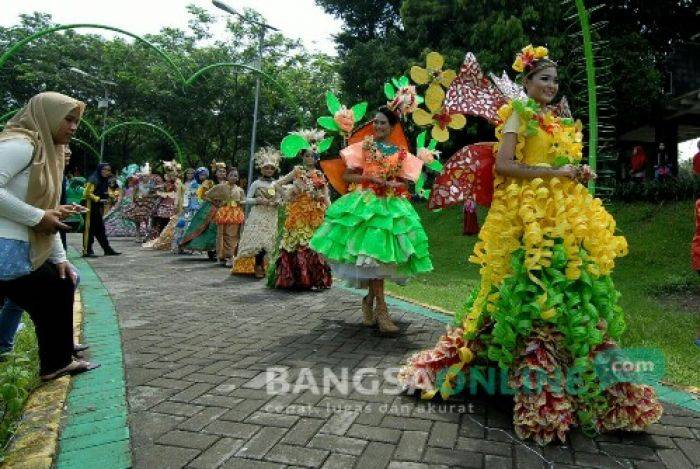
left=82, top=162, right=120, bottom=257
left=0, top=91, right=99, bottom=380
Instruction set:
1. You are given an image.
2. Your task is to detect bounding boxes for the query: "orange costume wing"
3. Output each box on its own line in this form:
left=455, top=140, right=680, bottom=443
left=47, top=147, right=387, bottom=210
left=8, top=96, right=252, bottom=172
left=319, top=122, right=411, bottom=195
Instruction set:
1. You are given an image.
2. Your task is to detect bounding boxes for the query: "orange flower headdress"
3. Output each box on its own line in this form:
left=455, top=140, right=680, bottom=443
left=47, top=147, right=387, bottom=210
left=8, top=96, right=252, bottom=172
left=512, top=45, right=555, bottom=77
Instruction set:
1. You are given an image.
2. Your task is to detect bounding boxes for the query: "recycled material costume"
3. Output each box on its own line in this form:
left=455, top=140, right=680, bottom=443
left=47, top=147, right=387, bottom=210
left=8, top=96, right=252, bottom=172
left=104, top=176, right=138, bottom=237
left=207, top=171, right=245, bottom=265
left=399, top=46, right=661, bottom=445
left=149, top=167, right=179, bottom=238
left=64, top=176, right=87, bottom=233
left=172, top=168, right=204, bottom=251
left=231, top=147, right=283, bottom=277
left=178, top=178, right=217, bottom=257
left=310, top=126, right=432, bottom=287
left=124, top=169, right=159, bottom=242
left=274, top=129, right=333, bottom=289
left=143, top=161, right=183, bottom=250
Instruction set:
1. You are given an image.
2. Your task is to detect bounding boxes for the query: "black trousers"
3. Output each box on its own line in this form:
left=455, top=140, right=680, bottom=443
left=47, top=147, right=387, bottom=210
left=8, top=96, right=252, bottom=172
left=86, top=201, right=111, bottom=254
left=0, top=262, right=74, bottom=375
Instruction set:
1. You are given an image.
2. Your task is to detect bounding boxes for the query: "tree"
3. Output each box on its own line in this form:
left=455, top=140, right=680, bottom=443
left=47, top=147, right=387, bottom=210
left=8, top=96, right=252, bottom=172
left=0, top=9, right=340, bottom=176
left=315, top=0, right=697, bottom=142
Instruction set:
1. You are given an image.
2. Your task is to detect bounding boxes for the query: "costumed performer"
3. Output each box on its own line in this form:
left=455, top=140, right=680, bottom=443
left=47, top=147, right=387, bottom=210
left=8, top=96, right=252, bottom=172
left=105, top=177, right=120, bottom=214
left=143, top=160, right=182, bottom=250
left=178, top=164, right=221, bottom=259
left=104, top=174, right=138, bottom=237
left=231, top=147, right=283, bottom=278
left=399, top=46, right=661, bottom=444
left=171, top=167, right=198, bottom=251
left=310, top=107, right=433, bottom=334
left=124, top=167, right=159, bottom=243
left=274, top=129, right=332, bottom=290
left=207, top=167, right=245, bottom=266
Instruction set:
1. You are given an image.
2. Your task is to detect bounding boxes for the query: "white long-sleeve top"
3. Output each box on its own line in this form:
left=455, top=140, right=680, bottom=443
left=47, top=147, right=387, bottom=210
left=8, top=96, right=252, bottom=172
left=0, top=138, right=67, bottom=264
left=245, top=178, right=282, bottom=205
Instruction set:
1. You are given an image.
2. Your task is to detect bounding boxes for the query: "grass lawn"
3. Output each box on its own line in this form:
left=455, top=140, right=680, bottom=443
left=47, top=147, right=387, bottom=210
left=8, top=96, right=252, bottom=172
left=386, top=200, right=700, bottom=388
left=0, top=315, right=39, bottom=460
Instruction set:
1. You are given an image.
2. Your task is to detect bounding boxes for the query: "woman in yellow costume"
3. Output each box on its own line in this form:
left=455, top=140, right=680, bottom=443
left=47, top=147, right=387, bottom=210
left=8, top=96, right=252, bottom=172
left=400, top=46, right=661, bottom=445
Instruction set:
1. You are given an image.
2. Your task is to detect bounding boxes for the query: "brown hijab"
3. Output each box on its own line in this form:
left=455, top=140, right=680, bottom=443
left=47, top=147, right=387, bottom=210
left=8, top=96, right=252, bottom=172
left=0, top=92, right=85, bottom=268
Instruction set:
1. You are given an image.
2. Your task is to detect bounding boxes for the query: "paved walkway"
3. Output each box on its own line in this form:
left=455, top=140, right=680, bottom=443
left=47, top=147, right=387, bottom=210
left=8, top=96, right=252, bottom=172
left=69, top=237, right=700, bottom=468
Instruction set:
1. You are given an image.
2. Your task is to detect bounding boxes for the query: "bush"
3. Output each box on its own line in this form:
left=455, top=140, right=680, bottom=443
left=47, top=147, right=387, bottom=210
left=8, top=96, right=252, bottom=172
left=0, top=316, right=39, bottom=461
left=612, top=174, right=700, bottom=202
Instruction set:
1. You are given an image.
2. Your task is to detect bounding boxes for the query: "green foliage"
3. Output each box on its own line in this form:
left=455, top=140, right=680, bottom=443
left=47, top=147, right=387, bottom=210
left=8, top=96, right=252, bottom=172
left=316, top=0, right=695, bottom=144
left=0, top=10, right=340, bottom=176
left=613, top=174, right=700, bottom=202
left=0, top=316, right=39, bottom=460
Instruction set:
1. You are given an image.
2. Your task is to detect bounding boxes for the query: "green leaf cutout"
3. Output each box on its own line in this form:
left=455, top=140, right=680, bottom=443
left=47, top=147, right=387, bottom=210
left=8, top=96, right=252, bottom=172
left=326, top=91, right=341, bottom=114
left=416, top=173, right=426, bottom=192
left=416, top=130, right=427, bottom=149
left=317, top=116, right=339, bottom=131
left=280, top=134, right=310, bottom=158
left=384, top=82, right=396, bottom=100
left=317, top=136, right=334, bottom=154
left=426, top=160, right=444, bottom=172
left=552, top=156, right=571, bottom=168
left=352, top=102, right=368, bottom=122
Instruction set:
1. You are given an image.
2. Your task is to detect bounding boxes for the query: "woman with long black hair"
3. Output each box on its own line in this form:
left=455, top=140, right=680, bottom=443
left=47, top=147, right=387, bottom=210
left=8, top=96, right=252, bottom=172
left=83, top=162, right=120, bottom=257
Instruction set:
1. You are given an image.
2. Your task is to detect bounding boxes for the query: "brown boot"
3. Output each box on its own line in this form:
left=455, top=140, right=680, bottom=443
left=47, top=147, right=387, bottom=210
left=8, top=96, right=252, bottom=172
left=375, top=303, right=399, bottom=335
left=362, top=296, right=376, bottom=326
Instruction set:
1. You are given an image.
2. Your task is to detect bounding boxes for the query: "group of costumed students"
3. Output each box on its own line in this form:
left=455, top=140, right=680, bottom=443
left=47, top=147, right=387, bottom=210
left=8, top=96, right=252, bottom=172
left=91, top=139, right=334, bottom=290
left=83, top=44, right=663, bottom=446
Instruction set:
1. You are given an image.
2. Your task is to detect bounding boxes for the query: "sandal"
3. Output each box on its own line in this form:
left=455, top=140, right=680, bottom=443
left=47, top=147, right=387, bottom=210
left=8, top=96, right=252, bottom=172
left=41, top=360, right=101, bottom=382
left=73, top=343, right=90, bottom=353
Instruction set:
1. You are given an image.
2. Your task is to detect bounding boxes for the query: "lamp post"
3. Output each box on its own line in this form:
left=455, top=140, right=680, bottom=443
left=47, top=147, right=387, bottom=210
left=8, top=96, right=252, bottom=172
left=212, top=0, right=279, bottom=193
left=69, top=67, right=116, bottom=163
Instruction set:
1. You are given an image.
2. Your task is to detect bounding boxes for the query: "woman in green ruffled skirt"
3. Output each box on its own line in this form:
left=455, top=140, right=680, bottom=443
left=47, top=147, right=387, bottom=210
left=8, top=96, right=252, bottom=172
left=310, top=107, right=432, bottom=334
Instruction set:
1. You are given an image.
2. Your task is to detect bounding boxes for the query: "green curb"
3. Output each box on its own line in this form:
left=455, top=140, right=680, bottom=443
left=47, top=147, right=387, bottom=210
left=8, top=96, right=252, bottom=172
left=55, top=252, right=132, bottom=469
left=337, top=284, right=699, bottom=413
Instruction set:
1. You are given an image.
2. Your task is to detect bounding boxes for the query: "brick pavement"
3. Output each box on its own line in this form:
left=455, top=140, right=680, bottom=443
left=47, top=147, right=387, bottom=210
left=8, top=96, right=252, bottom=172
left=78, top=238, right=700, bottom=468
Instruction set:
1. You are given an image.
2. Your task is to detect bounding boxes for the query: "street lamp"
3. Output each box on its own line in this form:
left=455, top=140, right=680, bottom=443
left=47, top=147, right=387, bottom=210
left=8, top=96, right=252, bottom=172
left=212, top=0, right=279, bottom=194
left=69, top=67, right=116, bottom=163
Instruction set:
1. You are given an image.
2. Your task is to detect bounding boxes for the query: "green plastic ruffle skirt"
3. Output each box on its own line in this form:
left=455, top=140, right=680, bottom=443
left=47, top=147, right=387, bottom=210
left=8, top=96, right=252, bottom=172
left=310, top=190, right=432, bottom=278
left=181, top=201, right=217, bottom=252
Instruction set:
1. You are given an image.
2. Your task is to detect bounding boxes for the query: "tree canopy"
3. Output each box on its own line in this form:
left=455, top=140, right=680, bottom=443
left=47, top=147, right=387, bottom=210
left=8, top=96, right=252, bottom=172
left=0, top=7, right=340, bottom=176
left=316, top=0, right=698, bottom=142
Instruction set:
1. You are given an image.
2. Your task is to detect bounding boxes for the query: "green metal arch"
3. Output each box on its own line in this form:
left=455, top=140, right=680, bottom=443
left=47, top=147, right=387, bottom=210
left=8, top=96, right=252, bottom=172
left=575, top=0, right=598, bottom=195
left=79, top=118, right=100, bottom=141
left=72, top=137, right=101, bottom=161
left=0, top=109, right=17, bottom=123
left=0, top=23, right=186, bottom=83
left=0, top=24, right=305, bottom=126
left=101, top=121, right=183, bottom=161
left=185, top=62, right=304, bottom=126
